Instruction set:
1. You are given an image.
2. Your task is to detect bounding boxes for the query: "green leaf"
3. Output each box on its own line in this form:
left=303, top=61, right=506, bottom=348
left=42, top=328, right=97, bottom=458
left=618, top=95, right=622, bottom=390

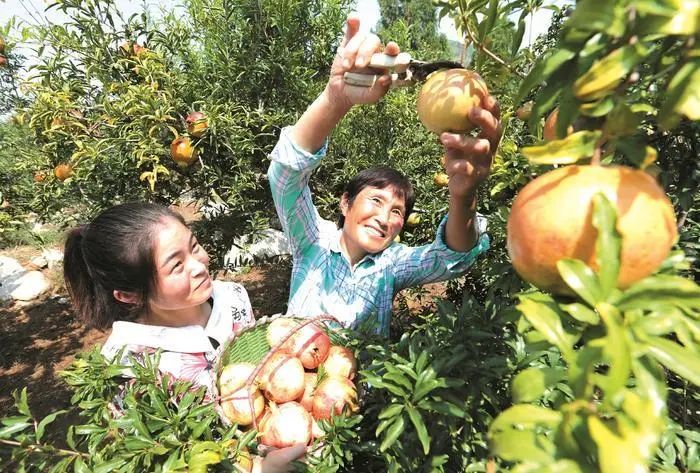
left=557, top=259, right=603, bottom=306
left=384, top=372, right=413, bottom=393
left=569, top=345, right=602, bottom=399
left=614, top=275, right=700, bottom=312
left=580, top=97, right=616, bottom=117
left=379, top=415, right=406, bottom=452
left=573, top=44, right=648, bottom=101
left=188, top=450, right=222, bottom=473
left=516, top=48, right=576, bottom=103
left=484, top=0, right=498, bottom=36
left=489, top=405, right=561, bottom=463
left=93, top=458, right=127, bottom=473
left=378, top=404, right=403, bottom=420
left=36, top=410, right=68, bottom=443
left=0, top=421, right=32, bottom=438
left=635, top=1, right=700, bottom=35
left=74, top=457, right=89, bottom=473
left=616, top=137, right=659, bottom=168
left=631, top=357, right=667, bottom=416
left=406, top=405, right=430, bottom=455
left=489, top=428, right=554, bottom=463
left=588, top=416, right=647, bottom=473
left=566, top=0, right=624, bottom=35
left=658, top=60, right=700, bottom=130
left=511, top=18, right=526, bottom=57
left=644, top=336, right=700, bottom=386
left=511, top=367, right=567, bottom=403
left=597, top=303, right=630, bottom=401
left=522, top=130, right=601, bottom=165
left=518, top=296, right=576, bottom=360
left=419, top=399, right=467, bottom=418
left=591, top=194, right=621, bottom=298
left=490, top=404, right=562, bottom=432
left=13, top=388, right=31, bottom=417
left=561, top=303, right=600, bottom=324
left=602, top=102, right=640, bottom=138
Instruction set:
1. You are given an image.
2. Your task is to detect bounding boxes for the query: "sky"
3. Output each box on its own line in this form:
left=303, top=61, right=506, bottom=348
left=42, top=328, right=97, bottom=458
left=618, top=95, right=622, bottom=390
left=1, top=0, right=560, bottom=63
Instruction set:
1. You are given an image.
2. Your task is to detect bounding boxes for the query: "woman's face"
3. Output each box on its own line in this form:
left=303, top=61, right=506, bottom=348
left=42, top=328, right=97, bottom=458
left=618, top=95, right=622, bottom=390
left=148, top=218, right=212, bottom=313
left=340, top=185, right=405, bottom=264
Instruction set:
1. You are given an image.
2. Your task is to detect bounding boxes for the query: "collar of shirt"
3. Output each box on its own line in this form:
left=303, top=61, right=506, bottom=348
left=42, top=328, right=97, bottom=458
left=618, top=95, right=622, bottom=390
left=104, top=281, right=233, bottom=354
left=327, top=227, right=380, bottom=268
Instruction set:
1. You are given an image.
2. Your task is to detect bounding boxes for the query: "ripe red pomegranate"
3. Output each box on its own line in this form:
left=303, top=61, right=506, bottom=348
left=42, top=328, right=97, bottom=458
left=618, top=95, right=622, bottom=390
left=219, top=362, right=265, bottom=426
left=321, top=346, right=357, bottom=379
left=54, top=163, right=73, bottom=182
left=257, top=352, right=305, bottom=403
left=221, top=387, right=265, bottom=427
left=266, top=318, right=299, bottom=348
left=170, top=137, right=198, bottom=167
left=288, top=324, right=331, bottom=370
left=311, top=375, right=358, bottom=421
left=259, top=402, right=312, bottom=448
left=297, top=372, right=318, bottom=412
left=267, top=318, right=331, bottom=369
left=186, top=111, right=208, bottom=138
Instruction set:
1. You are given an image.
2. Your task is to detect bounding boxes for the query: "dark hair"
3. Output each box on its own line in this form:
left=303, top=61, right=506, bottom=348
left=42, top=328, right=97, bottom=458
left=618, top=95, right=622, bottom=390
left=338, top=166, right=415, bottom=227
left=63, top=202, right=186, bottom=330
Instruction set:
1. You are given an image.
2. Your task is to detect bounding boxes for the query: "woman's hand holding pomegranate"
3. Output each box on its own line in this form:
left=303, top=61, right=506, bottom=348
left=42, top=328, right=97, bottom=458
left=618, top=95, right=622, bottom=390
left=440, top=95, right=502, bottom=200
left=253, top=444, right=307, bottom=473
left=324, top=13, right=400, bottom=111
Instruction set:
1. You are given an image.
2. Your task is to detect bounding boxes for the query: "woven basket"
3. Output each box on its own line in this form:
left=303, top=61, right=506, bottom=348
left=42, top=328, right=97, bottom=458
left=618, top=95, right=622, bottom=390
left=214, top=314, right=345, bottom=432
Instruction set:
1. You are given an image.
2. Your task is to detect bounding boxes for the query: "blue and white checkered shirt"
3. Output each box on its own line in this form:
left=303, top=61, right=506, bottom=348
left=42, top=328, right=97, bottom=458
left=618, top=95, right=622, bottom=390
left=268, top=127, right=489, bottom=336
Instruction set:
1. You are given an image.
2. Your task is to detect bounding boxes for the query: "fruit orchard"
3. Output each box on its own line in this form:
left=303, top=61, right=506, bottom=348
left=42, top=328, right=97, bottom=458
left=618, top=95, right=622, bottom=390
left=1, top=0, right=699, bottom=472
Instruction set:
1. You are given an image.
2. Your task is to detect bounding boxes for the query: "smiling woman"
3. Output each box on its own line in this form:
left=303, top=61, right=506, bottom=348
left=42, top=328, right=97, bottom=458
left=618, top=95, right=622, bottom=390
left=61, top=202, right=306, bottom=471
left=267, top=14, right=500, bottom=336
left=62, top=202, right=254, bottom=395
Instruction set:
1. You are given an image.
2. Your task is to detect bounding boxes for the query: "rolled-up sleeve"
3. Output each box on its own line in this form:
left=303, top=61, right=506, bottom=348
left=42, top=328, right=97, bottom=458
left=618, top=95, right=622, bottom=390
left=268, top=127, right=328, bottom=257
left=393, top=214, right=489, bottom=290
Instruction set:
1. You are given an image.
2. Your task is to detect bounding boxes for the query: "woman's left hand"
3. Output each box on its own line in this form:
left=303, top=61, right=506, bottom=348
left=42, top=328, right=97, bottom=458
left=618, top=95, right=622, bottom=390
left=440, top=95, right=502, bottom=200
left=254, top=443, right=307, bottom=473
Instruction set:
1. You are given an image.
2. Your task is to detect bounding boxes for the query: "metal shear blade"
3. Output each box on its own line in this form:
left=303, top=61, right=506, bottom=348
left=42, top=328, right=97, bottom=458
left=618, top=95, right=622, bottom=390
left=343, top=52, right=464, bottom=88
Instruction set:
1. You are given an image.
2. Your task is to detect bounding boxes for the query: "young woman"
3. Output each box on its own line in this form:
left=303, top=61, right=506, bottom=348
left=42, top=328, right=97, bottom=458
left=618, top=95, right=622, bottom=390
left=63, top=202, right=303, bottom=472
left=268, top=14, right=501, bottom=336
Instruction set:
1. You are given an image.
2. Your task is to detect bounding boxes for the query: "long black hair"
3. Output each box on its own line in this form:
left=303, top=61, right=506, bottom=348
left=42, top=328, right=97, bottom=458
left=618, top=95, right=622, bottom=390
left=63, top=202, right=185, bottom=330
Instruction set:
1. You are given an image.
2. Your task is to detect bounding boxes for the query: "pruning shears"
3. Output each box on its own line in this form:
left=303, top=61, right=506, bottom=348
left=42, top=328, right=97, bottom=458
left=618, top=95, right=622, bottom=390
left=343, top=52, right=464, bottom=88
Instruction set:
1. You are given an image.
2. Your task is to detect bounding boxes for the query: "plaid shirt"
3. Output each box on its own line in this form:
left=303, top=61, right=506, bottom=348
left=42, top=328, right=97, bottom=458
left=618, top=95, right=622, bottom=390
left=268, top=127, right=489, bottom=336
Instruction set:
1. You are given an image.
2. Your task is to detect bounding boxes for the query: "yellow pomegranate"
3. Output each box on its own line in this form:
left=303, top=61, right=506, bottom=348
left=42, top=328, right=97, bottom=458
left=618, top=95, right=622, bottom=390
left=507, top=165, right=677, bottom=295
left=54, top=163, right=73, bottom=182
left=434, top=172, right=449, bottom=187
left=543, top=108, right=574, bottom=141
left=516, top=101, right=533, bottom=121
left=406, top=212, right=421, bottom=226
left=170, top=137, right=198, bottom=167
left=186, top=111, right=208, bottom=138
left=416, top=69, right=489, bottom=134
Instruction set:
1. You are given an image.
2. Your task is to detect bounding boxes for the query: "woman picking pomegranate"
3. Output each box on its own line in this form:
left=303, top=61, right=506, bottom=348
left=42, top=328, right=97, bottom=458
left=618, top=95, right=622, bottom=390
left=268, top=14, right=502, bottom=336
left=63, top=202, right=304, bottom=472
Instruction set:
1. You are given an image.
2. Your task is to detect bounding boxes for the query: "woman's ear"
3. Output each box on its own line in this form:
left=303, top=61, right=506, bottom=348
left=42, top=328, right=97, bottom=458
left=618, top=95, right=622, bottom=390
left=340, top=192, right=350, bottom=216
left=113, top=290, right=139, bottom=305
